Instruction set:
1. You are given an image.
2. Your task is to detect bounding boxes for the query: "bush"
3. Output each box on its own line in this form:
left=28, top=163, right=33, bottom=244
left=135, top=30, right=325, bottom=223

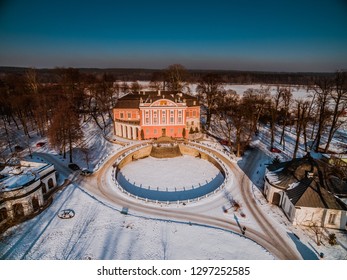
left=328, top=233, right=337, bottom=245
left=272, top=155, right=281, bottom=165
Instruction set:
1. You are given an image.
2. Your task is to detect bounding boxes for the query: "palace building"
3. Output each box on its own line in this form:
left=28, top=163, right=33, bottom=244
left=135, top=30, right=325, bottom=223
left=113, top=90, right=200, bottom=140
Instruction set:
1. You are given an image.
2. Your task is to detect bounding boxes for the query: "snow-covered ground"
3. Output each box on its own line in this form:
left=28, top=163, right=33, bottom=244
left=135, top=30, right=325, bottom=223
left=120, top=155, right=220, bottom=190
left=1, top=83, right=346, bottom=261
left=0, top=184, right=274, bottom=260
left=237, top=144, right=347, bottom=260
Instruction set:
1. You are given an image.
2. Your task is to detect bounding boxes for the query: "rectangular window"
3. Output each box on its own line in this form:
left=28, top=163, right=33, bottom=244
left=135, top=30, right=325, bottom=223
left=120, top=112, right=124, bottom=119
left=162, top=111, right=166, bottom=124
left=170, top=128, right=174, bottom=133
left=127, top=112, right=131, bottom=119
left=178, top=110, right=182, bottom=124
left=170, top=110, right=174, bottom=124
left=193, top=110, right=196, bottom=117
left=145, top=111, right=149, bottom=124
left=153, top=110, right=158, bottom=124
left=328, top=213, right=336, bottom=224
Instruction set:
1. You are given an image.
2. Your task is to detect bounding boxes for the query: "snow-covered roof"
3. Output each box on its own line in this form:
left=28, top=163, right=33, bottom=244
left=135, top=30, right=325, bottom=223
left=0, top=160, right=49, bottom=192
left=265, top=155, right=347, bottom=210
left=286, top=178, right=347, bottom=210
left=265, top=155, right=318, bottom=190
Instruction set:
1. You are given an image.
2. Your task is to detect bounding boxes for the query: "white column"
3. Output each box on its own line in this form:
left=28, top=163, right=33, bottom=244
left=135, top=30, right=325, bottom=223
left=132, top=127, right=137, bottom=140
left=127, top=126, right=132, bottom=139
left=118, top=124, right=122, bottom=137
left=116, top=124, right=119, bottom=136
left=122, top=125, right=126, bottom=138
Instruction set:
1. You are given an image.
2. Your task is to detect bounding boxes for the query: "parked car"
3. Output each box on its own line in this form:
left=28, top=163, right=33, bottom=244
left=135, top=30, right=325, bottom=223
left=270, top=147, right=281, bottom=153
left=14, top=145, right=24, bottom=152
left=68, top=163, right=80, bottom=171
left=219, top=139, right=229, bottom=145
left=36, top=142, right=46, bottom=147
left=81, top=169, right=93, bottom=176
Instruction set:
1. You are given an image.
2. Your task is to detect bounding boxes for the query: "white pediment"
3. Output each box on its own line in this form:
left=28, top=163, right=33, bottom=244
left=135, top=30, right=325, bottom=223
left=150, top=99, right=177, bottom=107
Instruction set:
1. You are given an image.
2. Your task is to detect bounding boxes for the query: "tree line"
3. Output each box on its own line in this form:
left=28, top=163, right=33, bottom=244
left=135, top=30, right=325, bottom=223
left=196, top=71, right=347, bottom=158
left=0, top=66, right=337, bottom=85
left=0, top=68, right=124, bottom=163
left=0, top=65, right=346, bottom=164
left=159, top=65, right=347, bottom=158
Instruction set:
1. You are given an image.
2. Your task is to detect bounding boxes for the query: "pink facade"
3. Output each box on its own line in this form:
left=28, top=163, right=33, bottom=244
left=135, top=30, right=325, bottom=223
left=113, top=91, right=200, bottom=140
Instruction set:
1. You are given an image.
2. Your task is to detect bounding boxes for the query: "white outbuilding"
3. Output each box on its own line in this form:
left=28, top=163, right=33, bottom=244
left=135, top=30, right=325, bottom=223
left=0, top=159, right=58, bottom=231
left=264, top=155, right=347, bottom=230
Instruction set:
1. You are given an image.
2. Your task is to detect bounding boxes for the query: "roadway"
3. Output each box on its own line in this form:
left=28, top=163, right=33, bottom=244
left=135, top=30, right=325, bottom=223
left=38, top=142, right=302, bottom=260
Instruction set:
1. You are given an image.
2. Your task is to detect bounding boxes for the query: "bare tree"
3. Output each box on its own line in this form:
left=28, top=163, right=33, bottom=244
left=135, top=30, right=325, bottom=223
left=48, top=99, right=83, bottom=163
left=130, top=81, right=142, bottom=92
left=310, top=76, right=334, bottom=152
left=81, top=145, right=93, bottom=170
left=196, top=73, right=224, bottom=131
left=213, top=92, right=253, bottom=157
left=149, top=71, right=165, bottom=90
left=164, top=64, right=190, bottom=92
left=269, top=87, right=282, bottom=148
left=293, top=100, right=309, bottom=159
left=309, top=222, right=322, bottom=246
left=279, top=88, right=293, bottom=150
left=242, top=87, right=270, bottom=133
left=324, top=71, right=347, bottom=152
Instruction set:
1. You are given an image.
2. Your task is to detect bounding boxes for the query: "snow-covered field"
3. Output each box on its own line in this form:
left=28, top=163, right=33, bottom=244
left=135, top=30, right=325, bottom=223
left=1, top=83, right=346, bottom=261
left=120, top=155, right=220, bottom=190
left=0, top=184, right=274, bottom=260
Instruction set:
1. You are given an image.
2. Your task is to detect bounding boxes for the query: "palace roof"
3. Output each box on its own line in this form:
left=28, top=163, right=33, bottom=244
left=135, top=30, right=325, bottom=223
left=114, top=90, right=198, bottom=109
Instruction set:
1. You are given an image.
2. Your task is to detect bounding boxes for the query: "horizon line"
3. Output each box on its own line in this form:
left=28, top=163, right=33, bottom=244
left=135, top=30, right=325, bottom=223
left=0, top=65, right=344, bottom=74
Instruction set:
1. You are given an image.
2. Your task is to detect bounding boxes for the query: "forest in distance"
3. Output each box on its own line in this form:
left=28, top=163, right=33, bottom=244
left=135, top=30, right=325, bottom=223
left=0, top=66, right=339, bottom=85
left=0, top=64, right=346, bottom=164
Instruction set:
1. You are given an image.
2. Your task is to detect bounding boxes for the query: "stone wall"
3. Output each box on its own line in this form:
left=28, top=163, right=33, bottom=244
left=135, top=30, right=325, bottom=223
left=150, top=145, right=182, bottom=158
left=118, top=145, right=152, bottom=169
left=179, top=144, right=225, bottom=176
left=117, top=143, right=225, bottom=177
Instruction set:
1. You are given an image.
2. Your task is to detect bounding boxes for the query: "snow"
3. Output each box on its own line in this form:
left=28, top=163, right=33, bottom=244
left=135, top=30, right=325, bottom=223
left=0, top=173, right=36, bottom=191
left=238, top=146, right=347, bottom=260
left=1, top=83, right=346, bottom=261
left=0, top=160, right=49, bottom=191
left=0, top=185, right=274, bottom=260
left=120, top=155, right=220, bottom=190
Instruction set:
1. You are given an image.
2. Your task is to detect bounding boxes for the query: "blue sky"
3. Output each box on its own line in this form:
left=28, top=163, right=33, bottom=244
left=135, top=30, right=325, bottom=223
left=1, top=0, right=347, bottom=71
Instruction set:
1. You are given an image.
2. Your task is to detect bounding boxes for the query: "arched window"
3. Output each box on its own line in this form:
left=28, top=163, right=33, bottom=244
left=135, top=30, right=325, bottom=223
left=48, top=178, right=54, bottom=189
left=32, top=197, right=40, bottom=212
left=0, top=207, right=8, bottom=223
left=13, top=203, right=24, bottom=219
left=41, top=183, right=47, bottom=194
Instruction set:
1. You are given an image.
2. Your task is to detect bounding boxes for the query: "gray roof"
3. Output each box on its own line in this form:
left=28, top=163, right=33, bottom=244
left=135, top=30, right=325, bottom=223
left=114, top=91, right=199, bottom=109
left=267, top=155, right=347, bottom=210
left=286, top=178, right=347, bottom=210
left=266, top=155, right=318, bottom=190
